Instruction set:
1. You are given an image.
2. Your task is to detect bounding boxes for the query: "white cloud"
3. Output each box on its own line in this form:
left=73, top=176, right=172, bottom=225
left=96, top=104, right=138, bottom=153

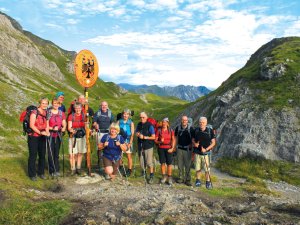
left=0, top=7, right=9, bottom=12
left=284, top=19, right=300, bottom=36
left=66, top=19, right=79, bottom=25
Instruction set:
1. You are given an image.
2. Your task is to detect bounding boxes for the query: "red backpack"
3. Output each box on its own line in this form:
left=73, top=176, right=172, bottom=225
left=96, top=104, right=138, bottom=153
left=147, top=117, right=157, bottom=132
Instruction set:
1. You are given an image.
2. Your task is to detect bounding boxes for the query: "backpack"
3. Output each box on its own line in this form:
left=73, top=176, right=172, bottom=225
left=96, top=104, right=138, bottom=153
left=188, top=117, right=193, bottom=127
left=177, top=124, right=192, bottom=140
left=19, top=105, right=38, bottom=135
left=96, top=109, right=112, bottom=119
left=147, top=117, right=158, bottom=132
left=47, top=109, right=63, bottom=121
left=157, top=127, right=173, bottom=146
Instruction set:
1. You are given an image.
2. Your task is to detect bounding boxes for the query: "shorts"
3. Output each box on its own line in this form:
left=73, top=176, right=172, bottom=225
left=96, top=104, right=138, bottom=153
left=195, top=154, right=210, bottom=172
left=103, top=156, right=120, bottom=175
left=125, top=144, right=133, bottom=154
left=68, top=137, right=87, bottom=154
left=158, top=148, right=173, bottom=165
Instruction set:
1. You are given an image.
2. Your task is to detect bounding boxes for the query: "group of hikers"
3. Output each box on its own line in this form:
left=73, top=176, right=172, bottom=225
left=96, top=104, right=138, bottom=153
left=24, top=91, right=216, bottom=189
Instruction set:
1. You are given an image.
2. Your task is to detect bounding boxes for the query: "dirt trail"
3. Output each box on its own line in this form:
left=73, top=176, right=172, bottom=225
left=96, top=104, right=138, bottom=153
left=31, top=167, right=300, bottom=225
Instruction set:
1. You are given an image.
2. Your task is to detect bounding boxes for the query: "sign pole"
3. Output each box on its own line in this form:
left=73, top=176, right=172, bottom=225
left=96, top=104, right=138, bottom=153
left=74, top=50, right=99, bottom=177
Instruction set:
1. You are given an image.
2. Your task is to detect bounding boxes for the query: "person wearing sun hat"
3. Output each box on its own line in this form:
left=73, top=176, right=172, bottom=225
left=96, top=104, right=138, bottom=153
left=56, top=91, right=66, bottom=113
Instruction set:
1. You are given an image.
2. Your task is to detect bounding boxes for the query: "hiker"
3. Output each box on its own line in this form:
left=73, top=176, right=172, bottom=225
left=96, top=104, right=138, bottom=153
left=175, top=115, right=194, bottom=186
left=93, top=101, right=114, bottom=172
left=193, top=117, right=216, bottom=189
left=136, top=112, right=156, bottom=184
left=78, top=94, right=94, bottom=117
left=67, top=102, right=86, bottom=176
left=155, top=118, right=176, bottom=185
left=27, top=97, right=50, bottom=181
left=117, top=109, right=135, bottom=176
left=56, top=91, right=66, bottom=113
left=98, top=123, right=127, bottom=180
left=47, top=97, right=66, bottom=177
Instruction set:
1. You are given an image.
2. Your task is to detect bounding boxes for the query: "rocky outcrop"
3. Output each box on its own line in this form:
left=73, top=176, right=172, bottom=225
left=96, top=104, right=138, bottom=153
left=174, top=37, right=300, bottom=163
left=260, top=57, right=287, bottom=80
left=0, top=13, right=65, bottom=84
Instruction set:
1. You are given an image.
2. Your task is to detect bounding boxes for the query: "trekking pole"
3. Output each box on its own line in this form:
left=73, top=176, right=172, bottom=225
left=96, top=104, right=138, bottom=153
left=47, top=137, right=58, bottom=181
left=45, top=136, right=50, bottom=178
left=121, top=150, right=129, bottom=182
left=58, top=132, right=65, bottom=177
left=141, top=146, right=147, bottom=187
left=133, top=144, right=137, bottom=177
left=204, top=154, right=213, bottom=189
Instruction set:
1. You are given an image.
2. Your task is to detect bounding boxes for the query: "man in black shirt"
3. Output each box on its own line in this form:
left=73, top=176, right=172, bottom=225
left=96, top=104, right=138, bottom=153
left=175, top=115, right=194, bottom=186
left=193, top=117, right=216, bottom=189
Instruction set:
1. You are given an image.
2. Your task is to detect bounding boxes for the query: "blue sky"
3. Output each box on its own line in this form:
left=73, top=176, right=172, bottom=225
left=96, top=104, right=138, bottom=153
left=1, top=0, right=299, bottom=88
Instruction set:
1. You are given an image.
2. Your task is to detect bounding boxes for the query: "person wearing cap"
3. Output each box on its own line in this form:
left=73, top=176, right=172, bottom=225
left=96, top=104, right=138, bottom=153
left=117, top=109, right=135, bottom=176
left=155, top=118, right=176, bottom=185
left=56, top=91, right=66, bottom=113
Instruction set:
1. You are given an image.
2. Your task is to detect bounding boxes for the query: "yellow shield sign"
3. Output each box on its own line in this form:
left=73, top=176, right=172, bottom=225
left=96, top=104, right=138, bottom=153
left=74, top=50, right=99, bottom=88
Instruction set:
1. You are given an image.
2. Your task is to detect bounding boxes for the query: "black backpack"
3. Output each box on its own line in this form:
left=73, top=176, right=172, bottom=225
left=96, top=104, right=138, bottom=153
left=20, top=105, right=38, bottom=135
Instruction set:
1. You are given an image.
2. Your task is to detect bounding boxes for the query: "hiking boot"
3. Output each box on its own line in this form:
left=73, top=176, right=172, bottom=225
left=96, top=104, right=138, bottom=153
left=55, top=172, right=61, bottom=177
left=105, top=174, right=111, bottom=180
left=177, top=178, right=184, bottom=184
left=39, top=174, right=46, bottom=180
left=71, top=170, right=76, bottom=176
left=185, top=180, right=192, bottom=186
left=160, top=175, right=167, bottom=184
left=206, top=181, right=212, bottom=189
left=30, top=176, right=37, bottom=181
left=195, top=179, right=201, bottom=187
left=126, top=169, right=132, bottom=177
left=148, top=176, right=154, bottom=184
left=167, top=176, right=173, bottom=185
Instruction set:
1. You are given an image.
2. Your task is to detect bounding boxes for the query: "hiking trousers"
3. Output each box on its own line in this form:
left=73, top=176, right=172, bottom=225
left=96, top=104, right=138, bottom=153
left=177, top=148, right=192, bottom=182
left=28, top=135, right=46, bottom=177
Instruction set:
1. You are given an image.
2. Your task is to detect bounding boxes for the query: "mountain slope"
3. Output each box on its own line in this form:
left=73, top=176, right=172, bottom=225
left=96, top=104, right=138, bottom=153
left=175, top=37, right=300, bottom=162
left=0, top=12, right=187, bottom=154
left=118, top=83, right=211, bottom=102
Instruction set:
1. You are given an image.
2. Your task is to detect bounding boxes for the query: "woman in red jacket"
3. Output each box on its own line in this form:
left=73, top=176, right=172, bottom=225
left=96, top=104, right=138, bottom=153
left=28, top=97, right=50, bottom=181
left=155, top=118, right=176, bottom=185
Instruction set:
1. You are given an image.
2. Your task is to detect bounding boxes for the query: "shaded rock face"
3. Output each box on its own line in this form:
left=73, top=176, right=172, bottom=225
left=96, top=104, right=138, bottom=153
left=212, top=87, right=300, bottom=162
left=175, top=85, right=300, bottom=163
left=0, top=14, right=64, bottom=84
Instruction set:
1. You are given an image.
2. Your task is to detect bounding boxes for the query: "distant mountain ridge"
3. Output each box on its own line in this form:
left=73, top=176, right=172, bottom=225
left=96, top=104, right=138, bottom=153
left=118, top=83, right=211, bottom=102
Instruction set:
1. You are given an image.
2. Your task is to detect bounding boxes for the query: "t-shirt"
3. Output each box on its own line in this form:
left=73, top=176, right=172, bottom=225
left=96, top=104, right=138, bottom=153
left=156, top=128, right=174, bottom=149
left=48, top=110, right=66, bottom=137
left=175, top=125, right=194, bottom=149
left=101, top=134, right=125, bottom=161
left=67, top=113, right=85, bottom=129
left=193, top=127, right=216, bottom=155
left=29, top=109, right=47, bottom=137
